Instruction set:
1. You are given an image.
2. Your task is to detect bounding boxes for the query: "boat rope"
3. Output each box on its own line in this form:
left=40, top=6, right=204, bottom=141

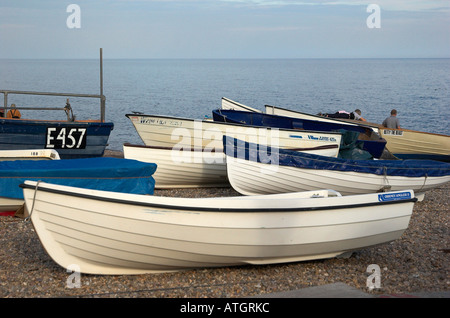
left=419, top=173, right=428, bottom=192
left=24, top=180, right=41, bottom=222
left=379, top=166, right=391, bottom=192
left=218, top=109, right=227, bottom=122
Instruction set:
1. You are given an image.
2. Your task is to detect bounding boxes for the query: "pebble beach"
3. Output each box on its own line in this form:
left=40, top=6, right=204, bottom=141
left=0, top=151, right=448, bottom=298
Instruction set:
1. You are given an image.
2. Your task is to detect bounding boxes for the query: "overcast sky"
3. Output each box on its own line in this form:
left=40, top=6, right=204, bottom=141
left=1, top=0, right=449, bottom=59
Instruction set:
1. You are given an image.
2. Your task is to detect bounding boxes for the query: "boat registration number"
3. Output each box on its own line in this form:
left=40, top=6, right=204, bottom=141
left=139, top=118, right=183, bottom=126
left=46, top=127, right=87, bottom=149
left=383, top=129, right=403, bottom=136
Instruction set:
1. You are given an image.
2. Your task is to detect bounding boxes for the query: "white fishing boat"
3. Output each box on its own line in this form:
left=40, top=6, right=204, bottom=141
left=221, top=97, right=262, bottom=112
left=213, top=108, right=389, bottom=159
left=125, top=113, right=342, bottom=158
left=265, top=104, right=363, bottom=125
left=224, top=137, right=450, bottom=200
left=265, top=105, right=450, bottom=162
left=0, top=149, right=60, bottom=161
left=22, top=180, right=416, bottom=275
left=123, top=143, right=229, bottom=188
left=124, top=115, right=343, bottom=188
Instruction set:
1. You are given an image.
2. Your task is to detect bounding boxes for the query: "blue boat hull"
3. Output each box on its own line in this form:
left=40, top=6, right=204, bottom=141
left=0, top=119, right=114, bottom=159
left=0, top=157, right=156, bottom=200
left=213, top=109, right=387, bottom=159
left=393, top=153, right=450, bottom=162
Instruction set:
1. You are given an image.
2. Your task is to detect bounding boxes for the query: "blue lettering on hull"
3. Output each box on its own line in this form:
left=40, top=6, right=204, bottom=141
left=378, top=192, right=412, bottom=202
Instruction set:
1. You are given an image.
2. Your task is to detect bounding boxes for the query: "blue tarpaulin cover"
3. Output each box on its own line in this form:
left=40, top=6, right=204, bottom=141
left=0, top=157, right=157, bottom=199
left=224, top=137, right=450, bottom=178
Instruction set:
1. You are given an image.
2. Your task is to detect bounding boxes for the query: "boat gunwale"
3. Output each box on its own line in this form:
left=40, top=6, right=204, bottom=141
left=224, top=137, right=450, bottom=177
left=265, top=104, right=450, bottom=138
left=123, top=142, right=339, bottom=153
left=125, top=113, right=343, bottom=137
left=1, top=118, right=113, bottom=125
left=20, top=183, right=417, bottom=213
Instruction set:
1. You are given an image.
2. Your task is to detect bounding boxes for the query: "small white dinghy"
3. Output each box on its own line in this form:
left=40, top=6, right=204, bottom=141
left=0, top=149, right=61, bottom=161
left=0, top=149, right=60, bottom=215
left=123, top=143, right=229, bottom=189
left=21, top=180, right=416, bottom=275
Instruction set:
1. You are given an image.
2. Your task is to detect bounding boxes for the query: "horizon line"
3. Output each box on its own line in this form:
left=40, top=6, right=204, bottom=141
left=1, top=57, right=450, bottom=60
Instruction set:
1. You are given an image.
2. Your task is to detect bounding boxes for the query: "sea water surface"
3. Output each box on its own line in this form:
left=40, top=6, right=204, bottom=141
left=1, top=58, right=449, bottom=151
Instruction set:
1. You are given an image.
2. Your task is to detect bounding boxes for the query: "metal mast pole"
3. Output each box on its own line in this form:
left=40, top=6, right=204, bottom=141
left=100, top=48, right=105, bottom=122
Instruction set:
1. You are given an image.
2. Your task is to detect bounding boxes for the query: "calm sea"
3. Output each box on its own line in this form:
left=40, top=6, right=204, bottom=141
left=1, top=58, right=449, bottom=151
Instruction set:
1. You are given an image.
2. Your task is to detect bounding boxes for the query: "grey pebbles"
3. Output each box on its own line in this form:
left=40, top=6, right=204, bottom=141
left=0, top=183, right=448, bottom=298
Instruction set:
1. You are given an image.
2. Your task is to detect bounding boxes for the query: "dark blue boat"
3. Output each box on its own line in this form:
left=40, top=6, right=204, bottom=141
left=0, top=157, right=157, bottom=201
left=213, top=109, right=388, bottom=159
left=0, top=118, right=114, bottom=159
left=1, top=52, right=113, bottom=159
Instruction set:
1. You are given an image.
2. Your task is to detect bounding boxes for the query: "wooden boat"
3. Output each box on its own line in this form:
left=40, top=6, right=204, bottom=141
left=0, top=157, right=157, bottom=215
left=0, top=149, right=60, bottom=161
left=125, top=113, right=342, bottom=157
left=266, top=104, right=450, bottom=162
left=123, top=143, right=229, bottom=188
left=212, top=109, right=388, bottom=159
left=224, top=137, right=450, bottom=199
left=376, top=127, right=450, bottom=162
left=21, top=180, right=416, bottom=275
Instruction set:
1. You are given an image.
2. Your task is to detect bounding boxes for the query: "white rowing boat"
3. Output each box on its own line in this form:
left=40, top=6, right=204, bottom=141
left=0, top=149, right=60, bottom=161
left=221, top=97, right=262, bottom=112
left=22, top=180, right=416, bottom=275
left=125, top=113, right=342, bottom=157
left=224, top=137, right=450, bottom=200
left=123, top=143, right=229, bottom=188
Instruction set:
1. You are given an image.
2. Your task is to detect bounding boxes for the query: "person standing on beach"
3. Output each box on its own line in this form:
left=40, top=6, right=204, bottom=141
left=382, top=109, right=401, bottom=129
